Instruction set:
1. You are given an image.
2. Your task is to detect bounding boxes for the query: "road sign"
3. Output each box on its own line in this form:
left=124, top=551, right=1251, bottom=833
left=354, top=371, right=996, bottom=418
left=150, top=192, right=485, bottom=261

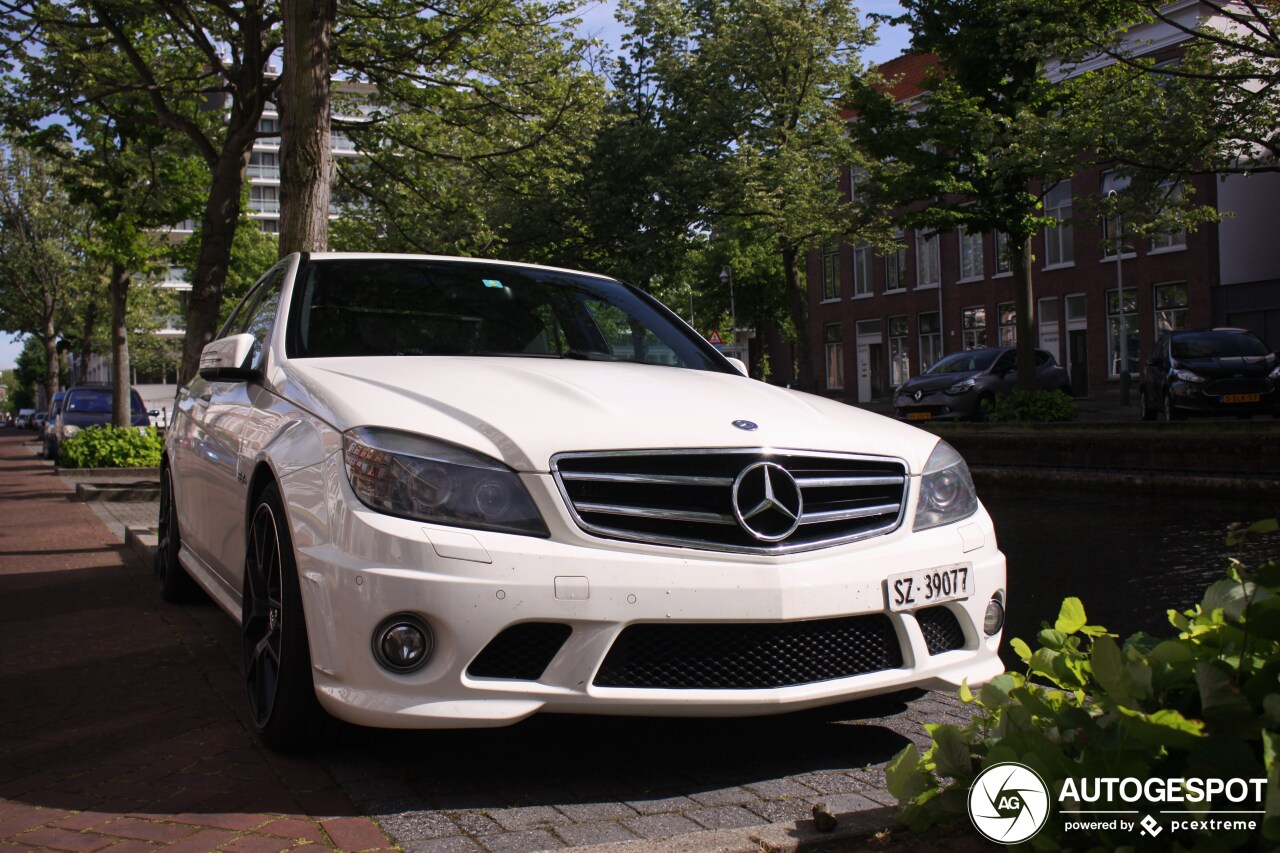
left=707, top=329, right=724, bottom=346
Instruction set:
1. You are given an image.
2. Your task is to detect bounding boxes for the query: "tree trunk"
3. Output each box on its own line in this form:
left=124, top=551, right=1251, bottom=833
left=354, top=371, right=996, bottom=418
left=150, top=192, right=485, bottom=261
left=77, top=273, right=102, bottom=386
left=782, top=242, right=814, bottom=391
left=279, top=0, right=336, bottom=257
left=41, top=290, right=59, bottom=404
left=1013, top=234, right=1037, bottom=391
left=178, top=150, right=251, bottom=385
left=109, top=261, right=131, bottom=427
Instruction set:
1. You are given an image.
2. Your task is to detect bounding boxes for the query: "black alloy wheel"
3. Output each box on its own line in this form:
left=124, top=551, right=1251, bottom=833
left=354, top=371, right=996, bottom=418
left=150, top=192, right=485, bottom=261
left=242, top=482, right=327, bottom=750
left=156, top=465, right=201, bottom=602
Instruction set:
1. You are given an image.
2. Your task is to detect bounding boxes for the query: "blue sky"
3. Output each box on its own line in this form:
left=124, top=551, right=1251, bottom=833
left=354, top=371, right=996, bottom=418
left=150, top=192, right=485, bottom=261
left=0, top=2, right=908, bottom=373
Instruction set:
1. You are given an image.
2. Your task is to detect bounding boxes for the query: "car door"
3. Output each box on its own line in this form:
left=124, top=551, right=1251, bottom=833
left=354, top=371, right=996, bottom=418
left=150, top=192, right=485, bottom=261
left=202, top=266, right=289, bottom=588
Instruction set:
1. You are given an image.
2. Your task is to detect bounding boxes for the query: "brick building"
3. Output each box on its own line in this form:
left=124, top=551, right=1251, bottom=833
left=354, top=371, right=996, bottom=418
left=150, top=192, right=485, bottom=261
left=807, top=20, right=1280, bottom=405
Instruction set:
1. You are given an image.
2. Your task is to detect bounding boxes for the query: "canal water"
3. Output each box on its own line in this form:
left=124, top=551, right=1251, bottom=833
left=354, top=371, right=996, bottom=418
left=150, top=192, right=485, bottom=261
left=977, top=482, right=1278, bottom=668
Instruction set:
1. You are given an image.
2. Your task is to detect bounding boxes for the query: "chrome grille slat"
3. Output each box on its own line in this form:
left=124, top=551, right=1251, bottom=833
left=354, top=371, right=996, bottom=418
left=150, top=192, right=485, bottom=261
left=574, top=502, right=738, bottom=525
left=552, top=448, right=909, bottom=555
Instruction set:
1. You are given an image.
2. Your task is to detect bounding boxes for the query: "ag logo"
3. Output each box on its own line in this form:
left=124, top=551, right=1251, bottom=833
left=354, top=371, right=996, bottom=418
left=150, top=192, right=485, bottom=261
left=968, top=762, right=1050, bottom=844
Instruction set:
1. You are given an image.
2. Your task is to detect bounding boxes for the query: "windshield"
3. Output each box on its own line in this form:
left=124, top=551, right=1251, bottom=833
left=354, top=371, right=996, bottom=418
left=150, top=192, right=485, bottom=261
left=286, top=259, right=727, bottom=371
left=1172, top=331, right=1270, bottom=359
left=924, top=350, right=999, bottom=375
left=64, top=389, right=144, bottom=414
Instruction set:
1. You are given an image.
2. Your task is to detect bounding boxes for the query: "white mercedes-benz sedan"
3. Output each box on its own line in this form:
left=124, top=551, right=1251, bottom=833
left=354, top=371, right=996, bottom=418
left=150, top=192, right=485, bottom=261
left=159, top=253, right=1006, bottom=750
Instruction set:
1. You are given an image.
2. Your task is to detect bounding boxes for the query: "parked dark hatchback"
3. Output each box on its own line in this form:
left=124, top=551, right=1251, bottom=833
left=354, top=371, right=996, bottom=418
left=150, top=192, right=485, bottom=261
left=1140, top=328, right=1280, bottom=421
left=46, top=385, right=152, bottom=459
left=894, top=347, right=1072, bottom=422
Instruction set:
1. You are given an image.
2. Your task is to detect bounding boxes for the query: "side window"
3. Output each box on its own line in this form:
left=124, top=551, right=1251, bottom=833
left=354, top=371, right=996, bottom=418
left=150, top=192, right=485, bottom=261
left=236, top=266, right=288, bottom=367
left=1034, top=350, right=1051, bottom=367
left=994, top=352, right=1016, bottom=373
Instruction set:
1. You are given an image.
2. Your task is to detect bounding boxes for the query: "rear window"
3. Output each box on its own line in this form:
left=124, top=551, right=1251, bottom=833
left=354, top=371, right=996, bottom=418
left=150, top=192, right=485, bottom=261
left=925, top=350, right=998, bottom=374
left=64, top=389, right=145, bottom=414
left=1172, top=332, right=1269, bottom=359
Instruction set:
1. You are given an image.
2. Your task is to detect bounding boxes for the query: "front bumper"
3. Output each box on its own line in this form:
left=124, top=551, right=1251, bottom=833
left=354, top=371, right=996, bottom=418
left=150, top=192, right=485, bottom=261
left=895, top=391, right=975, bottom=421
left=1168, top=382, right=1280, bottom=416
left=289, top=461, right=1006, bottom=729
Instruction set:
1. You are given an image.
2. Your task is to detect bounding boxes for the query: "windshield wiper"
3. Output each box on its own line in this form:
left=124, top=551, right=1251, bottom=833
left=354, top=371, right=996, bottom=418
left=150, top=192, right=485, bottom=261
left=560, top=349, right=619, bottom=361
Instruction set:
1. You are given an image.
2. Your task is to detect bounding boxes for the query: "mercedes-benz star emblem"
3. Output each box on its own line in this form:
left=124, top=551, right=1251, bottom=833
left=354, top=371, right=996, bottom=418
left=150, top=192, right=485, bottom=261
left=732, top=419, right=758, bottom=431
left=731, top=462, right=803, bottom=542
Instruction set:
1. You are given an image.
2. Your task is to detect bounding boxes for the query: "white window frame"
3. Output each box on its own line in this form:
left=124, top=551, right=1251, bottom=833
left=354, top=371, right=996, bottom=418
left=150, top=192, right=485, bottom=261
left=994, top=232, right=1013, bottom=277
left=1150, top=182, right=1187, bottom=254
left=958, top=226, right=984, bottom=282
left=821, top=245, right=840, bottom=302
left=915, top=230, right=940, bottom=289
left=1106, top=286, right=1140, bottom=378
left=1100, top=171, right=1136, bottom=261
left=889, top=315, right=909, bottom=386
left=918, top=311, right=942, bottom=373
left=961, top=306, right=987, bottom=350
left=853, top=242, right=874, bottom=297
left=1153, top=282, right=1189, bottom=334
left=997, top=302, right=1017, bottom=347
left=824, top=324, right=844, bottom=390
left=885, top=229, right=907, bottom=292
left=1043, top=180, right=1074, bottom=269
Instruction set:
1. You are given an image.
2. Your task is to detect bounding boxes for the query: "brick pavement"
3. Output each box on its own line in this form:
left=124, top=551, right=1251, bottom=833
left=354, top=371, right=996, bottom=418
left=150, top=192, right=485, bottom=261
left=0, top=434, right=395, bottom=852
left=2, top=433, right=984, bottom=853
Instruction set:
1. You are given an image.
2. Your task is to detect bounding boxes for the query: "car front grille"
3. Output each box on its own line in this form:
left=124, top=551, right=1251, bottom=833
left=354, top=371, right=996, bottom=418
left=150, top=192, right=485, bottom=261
left=467, top=623, right=573, bottom=680
left=1204, top=378, right=1273, bottom=396
left=593, top=615, right=904, bottom=689
left=552, top=449, right=908, bottom=554
left=916, top=606, right=966, bottom=655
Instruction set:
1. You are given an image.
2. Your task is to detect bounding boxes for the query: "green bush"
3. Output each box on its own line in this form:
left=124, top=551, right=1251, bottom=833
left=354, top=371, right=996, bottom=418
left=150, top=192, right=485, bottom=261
left=982, top=388, right=1077, bottom=423
left=887, top=519, right=1280, bottom=850
left=58, top=425, right=163, bottom=468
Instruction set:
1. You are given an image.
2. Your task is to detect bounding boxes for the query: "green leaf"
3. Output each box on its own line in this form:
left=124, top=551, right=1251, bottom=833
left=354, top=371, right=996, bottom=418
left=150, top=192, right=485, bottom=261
left=1010, top=637, right=1033, bottom=663
left=885, top=742, right=925, bottom=802
left=1091, top=635, right=1135, bottom=707
left=930, top=724, right=974, bottom=780
left=1055, top=597, right=1088, bottom=634
left=1196, top=662, right=1255, bottom=731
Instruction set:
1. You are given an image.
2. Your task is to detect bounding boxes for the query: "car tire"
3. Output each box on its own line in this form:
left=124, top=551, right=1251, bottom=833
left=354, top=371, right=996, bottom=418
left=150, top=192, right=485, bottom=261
left=242, top=481, right=328, bottom=751
left=156, top=465, right=202, bottom=603
left=1162, top=393, right=1183, bottom=422
left=1139, top=387, right=1157, bottom=421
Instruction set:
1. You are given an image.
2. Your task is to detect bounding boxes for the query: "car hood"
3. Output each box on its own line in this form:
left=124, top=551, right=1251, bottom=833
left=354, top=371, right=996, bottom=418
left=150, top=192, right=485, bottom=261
left=275, top=357, right=939, bottom=473
left=897, top=372, right=976, bottom=395
left=1175, top=355, right=1273, bottom=377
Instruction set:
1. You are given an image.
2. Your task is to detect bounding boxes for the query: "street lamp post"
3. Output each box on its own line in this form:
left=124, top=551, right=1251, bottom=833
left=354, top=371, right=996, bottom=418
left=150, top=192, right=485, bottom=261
left=719, top=266, right=736, bottom=342
left=1107, top=190, right=1130, bottom=406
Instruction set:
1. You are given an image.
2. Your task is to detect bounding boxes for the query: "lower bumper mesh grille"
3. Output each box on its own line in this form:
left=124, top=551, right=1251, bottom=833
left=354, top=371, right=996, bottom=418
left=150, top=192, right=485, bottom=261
left=467, top=623, right=572, bottom=680
left=593, top=615, right=903, bottom=689
left=916, top=607, right=966, bottom=655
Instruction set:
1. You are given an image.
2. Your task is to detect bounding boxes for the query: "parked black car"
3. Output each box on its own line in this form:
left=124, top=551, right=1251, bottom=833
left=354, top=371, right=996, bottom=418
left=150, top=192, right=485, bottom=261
left=1140, top=328, right=1280, bottom=421
left=894, top=347, right=1072, bottom=422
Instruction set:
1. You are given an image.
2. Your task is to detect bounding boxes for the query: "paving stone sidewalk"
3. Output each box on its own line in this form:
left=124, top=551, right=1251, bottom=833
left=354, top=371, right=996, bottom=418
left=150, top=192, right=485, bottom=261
left=7, top=434, right=982, bottom=853
left=0, top=434, right=395, bottom=852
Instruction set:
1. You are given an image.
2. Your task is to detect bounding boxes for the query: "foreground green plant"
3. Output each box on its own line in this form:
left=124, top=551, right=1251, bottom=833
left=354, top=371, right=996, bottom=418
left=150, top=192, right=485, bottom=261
left=58, top=425, right=163, bottom=468
left=887, top=519, right=1280, bottom=850
left=983, top=389, right=1077, bottom=423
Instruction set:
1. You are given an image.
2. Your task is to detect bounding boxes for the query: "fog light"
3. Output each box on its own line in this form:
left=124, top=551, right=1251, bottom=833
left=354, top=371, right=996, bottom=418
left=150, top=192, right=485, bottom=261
left=984, top=595, right=1005, bottom=636
left=372, top=614, right=433, bottom=673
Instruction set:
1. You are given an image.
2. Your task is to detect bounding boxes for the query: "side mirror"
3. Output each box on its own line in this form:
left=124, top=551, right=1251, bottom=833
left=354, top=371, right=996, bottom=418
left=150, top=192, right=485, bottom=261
left=725, top=356, right=749, bottom=377
left=199, top=333, right=259, bottom=381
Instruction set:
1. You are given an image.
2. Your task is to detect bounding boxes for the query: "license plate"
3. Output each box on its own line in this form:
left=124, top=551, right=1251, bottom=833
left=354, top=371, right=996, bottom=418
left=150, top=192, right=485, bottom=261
left=887, top=563, right=972, bottom=611
left=907, top=411, right=932, bottom=421
left=1223, top=393, right=1260, bottom=403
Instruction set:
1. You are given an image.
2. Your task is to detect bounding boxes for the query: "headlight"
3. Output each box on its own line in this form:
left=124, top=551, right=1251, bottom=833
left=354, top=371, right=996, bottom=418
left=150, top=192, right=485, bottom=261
left=946, top=377, right=976, bottom=394
left=1268, top=364, right=1280, bottom=381
left=62, top=424, right=80, bottom=438
left=1174, top=368, right=1206, bottom=383
left=913, top=441, right=979, bottom=531
left=343, top=427, right=548, bottom=537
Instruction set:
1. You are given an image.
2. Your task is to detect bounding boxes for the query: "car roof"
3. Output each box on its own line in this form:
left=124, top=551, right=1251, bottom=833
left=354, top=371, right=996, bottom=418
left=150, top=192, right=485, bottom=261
left=301, top=252, right=618, bottom=284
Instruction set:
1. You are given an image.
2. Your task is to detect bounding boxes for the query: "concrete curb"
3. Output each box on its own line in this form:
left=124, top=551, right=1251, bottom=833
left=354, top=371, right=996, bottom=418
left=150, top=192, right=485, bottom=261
left=126, top=525, right=158, bottom=566
left=75, top=481, right=162, bottom=502
left=577, top=806, right=896, bottom=853
left=56, top=465, right=159, bottom=479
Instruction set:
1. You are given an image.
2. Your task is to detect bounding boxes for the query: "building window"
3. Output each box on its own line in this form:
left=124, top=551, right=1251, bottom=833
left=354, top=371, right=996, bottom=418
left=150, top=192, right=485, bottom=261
left=959, top=226, right=984, bottom=281
left=853, top=242, right=874, bottom=297
left=1100, top=171, right=1135, bottom=259
left=1150, top=182, right=1187, bottom=252
left=249, top=185, right=280, bottom=214
left=824, top=324, right=844, bottom=390
left=1038, top=296, right=1060, bottom=361
left=916, top=230, right=940, bottom=288
left=1154, top=282, right=1189, bottom=334
left=258, top=219, right=280, bottom=234
left=821, top=245, right=840, bottom=301
left=885, top=229, right=907, bottom=292
left=998, top=303, right=1017, bottom=347
left=257, top=117, right=280, bottom=138
left=1044, top=180, right=1073, bottom=267
left=248, top=151, right=279, bottom=181
left=994, top=232, right=1012, bottom=275
left=1107, top=287, right=1140, bottom=376
left=889, top=315, right=909, bottom=386
left=918, top=311, right=942, bottom=372
left=961, top=306, right=987, bottom=350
